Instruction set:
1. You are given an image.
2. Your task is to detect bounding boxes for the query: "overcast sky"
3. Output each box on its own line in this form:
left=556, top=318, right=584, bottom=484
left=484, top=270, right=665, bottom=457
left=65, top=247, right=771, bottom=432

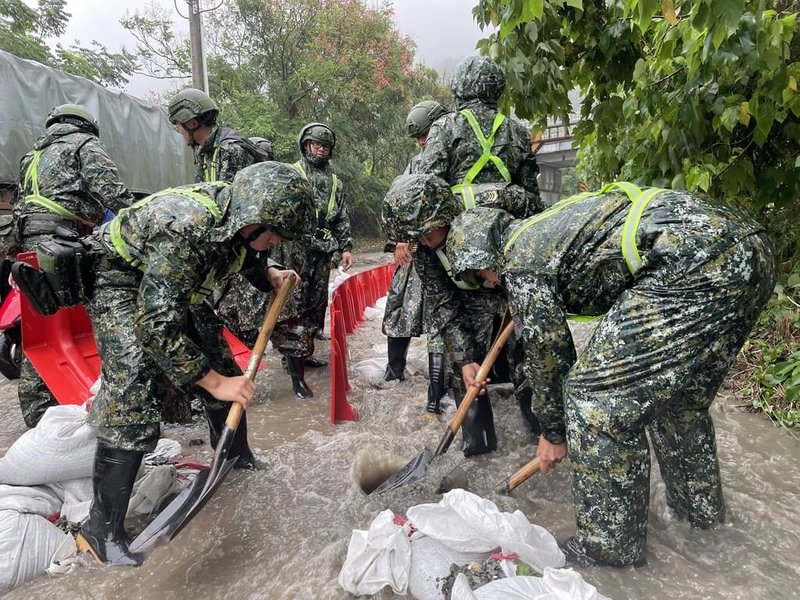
left=50, top=0, right=486, bottom=98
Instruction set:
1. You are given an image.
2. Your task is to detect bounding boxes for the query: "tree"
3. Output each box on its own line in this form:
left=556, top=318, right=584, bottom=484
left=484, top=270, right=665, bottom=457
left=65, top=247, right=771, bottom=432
left=0, top=0, right=135, bottom=86
left=473, top=0, right=800, bottom=219
left=123, top=0, right=449, bottom=236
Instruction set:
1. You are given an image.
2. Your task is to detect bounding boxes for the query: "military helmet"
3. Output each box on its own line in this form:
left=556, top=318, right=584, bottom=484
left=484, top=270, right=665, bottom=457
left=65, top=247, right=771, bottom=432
left=447, top=207, right=514, bottom=276
left=249, top=137, right=275, bottom=160
left=381, top=174, right=460, bottom=242
left=406, top=100, right=447, bottom=138
left=451, top=56, right=505, bottom=105
left=46, top=104, right=99, bottom=135
left=168, top=88, right=219, bottom=124
left=298, top=122, right=336, bottom=153
left=227, top=162, right=315, bottom=241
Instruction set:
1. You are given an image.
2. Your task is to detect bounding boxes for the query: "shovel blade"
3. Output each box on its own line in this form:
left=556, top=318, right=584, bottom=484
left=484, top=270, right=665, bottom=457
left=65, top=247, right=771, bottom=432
left=370, top=448, right=433, bottom=495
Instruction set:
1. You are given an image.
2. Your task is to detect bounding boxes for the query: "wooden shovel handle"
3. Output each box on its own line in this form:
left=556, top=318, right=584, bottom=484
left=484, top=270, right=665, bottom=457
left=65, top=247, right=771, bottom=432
left=226, top=273, right=299, bottom=428
left=502, top=456, right=541, bottom=494
left=433, top=318, right=516, bottom=458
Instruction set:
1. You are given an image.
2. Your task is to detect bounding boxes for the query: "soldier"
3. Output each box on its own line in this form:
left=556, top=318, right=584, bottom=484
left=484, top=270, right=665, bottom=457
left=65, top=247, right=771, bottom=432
left=291, top=123, right=353, bottom=383
left=382, top=101, right=451, bottom=419
left=13, top=104, right=133, bottom=427
left=75, top=162, right=314, bottom=566
left=248, top=137, right=276, bottom=161
left=445, top=184, right=776, bottom=567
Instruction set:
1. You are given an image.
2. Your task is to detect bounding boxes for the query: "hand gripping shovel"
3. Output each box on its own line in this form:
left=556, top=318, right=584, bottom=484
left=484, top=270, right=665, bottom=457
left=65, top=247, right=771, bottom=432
left=370, top=318, right=516, bottom=495
left=499, top=456, right=541, bottom=495
left=129, top=273, right=298, bottom=553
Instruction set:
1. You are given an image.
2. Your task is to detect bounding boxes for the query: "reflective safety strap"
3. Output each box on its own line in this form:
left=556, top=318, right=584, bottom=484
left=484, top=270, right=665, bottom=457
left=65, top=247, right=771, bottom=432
left=503, top=192, right=597, bottom=252
left=452, top=109, right=511, bottom=209
left=109, top=186, right=225, bottom=270
left=293, top=161, right=308, bottom=179
left=435, top=248, right=480, bottom=290
left=23, top=150, right=95, bottom=227
left=203, top=147, right=220, bottom=182
left=191, top=247, right=247, bottom=304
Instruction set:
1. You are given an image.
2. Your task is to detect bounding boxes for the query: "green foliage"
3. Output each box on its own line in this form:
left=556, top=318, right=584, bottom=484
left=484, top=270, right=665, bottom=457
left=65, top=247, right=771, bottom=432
left=124, top=0, right=449, bottom=238
left=0, top=0, right=134, bottom=86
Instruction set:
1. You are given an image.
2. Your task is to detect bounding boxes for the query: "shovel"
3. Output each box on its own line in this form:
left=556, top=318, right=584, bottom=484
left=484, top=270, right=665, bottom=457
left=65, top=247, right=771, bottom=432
left=129, top=273, right=298, bottom=553
left=371, top=318, right=516, bottom=494
left=499, top=456, right=541, bottom=495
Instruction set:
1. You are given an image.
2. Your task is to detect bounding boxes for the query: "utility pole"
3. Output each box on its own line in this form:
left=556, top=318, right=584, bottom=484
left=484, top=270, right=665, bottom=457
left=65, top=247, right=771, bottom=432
left=187, top=0, right=208, bottom=92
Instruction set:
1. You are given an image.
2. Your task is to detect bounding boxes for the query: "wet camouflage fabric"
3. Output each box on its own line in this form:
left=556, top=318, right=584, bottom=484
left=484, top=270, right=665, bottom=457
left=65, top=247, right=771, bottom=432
left=451, top=190, right=776, bottom=565
left=450, top=56, right=505, bottom=105
left=15, top=122, right=133, bottom=428
left=383, top=261, right=424, bottom=338
left=194, top=124, right=265, bottom=183
left=381, top=174, right=460, bottom=242
left=87, top=165, right=313, bottom=450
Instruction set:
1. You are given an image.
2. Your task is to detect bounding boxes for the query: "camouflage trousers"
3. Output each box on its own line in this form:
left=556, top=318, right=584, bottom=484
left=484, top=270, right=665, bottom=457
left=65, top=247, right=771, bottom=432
left=383, top=261, right=444, bottom=353
left=17, top=234, right=57, bottom=427
left=86, top=268, right=240, bottom=452
left=563, top=232, right=776, bottom=565
left=304, top=249, right=332, bottom=336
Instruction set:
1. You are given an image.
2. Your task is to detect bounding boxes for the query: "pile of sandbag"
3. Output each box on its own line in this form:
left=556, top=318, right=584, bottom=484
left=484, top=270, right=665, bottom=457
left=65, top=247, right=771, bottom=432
left=0, top=405, right=181, bottom=593
left=338, top=489, right=610, bottom=600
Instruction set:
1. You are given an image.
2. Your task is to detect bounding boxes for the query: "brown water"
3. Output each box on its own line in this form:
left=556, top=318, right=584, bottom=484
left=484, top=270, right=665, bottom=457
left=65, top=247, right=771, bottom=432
left=2, top=270, right=800, bottom=599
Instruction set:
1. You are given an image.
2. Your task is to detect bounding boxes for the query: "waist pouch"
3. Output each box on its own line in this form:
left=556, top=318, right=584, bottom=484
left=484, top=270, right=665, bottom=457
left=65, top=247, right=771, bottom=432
left=0, top=214, right=17, bottom=257
left=19, top=214, right=91, bottom=238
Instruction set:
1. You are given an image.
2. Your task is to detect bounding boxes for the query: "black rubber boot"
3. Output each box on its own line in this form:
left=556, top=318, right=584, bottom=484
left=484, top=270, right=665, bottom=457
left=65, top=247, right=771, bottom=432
left=314, top=330, right=330, bottom=341
left=287, top=355, right=314, bottom=399
left=384, top=336, right=411, bottom=381
left=206, top=406, right=256, bottom=469
left=75, top=444, right=145, bottom=566
left=426, top=352, right=447, bottom=414
left=304, top=356, right=329, bottom=368
left=517, top=387, right=542, bottom=440
left=457, top=391, right=497, bottom=457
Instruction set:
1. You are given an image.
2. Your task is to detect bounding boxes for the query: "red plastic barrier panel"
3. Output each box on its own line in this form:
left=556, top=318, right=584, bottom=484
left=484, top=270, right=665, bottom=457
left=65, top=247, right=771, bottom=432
left=17, top=252, right=256, bottom=405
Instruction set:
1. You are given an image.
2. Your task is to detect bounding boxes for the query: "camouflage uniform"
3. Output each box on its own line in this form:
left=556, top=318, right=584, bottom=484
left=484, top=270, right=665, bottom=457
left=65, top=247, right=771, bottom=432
left=14, top=121, right=133, bottom=427
left=446, top=188, right=777, bottom=566
left=87, top=162, right=314, bottom=452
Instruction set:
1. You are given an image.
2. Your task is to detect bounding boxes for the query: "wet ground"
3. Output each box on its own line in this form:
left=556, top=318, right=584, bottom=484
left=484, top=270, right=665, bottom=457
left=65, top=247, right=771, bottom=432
left=2, top=252, right=800, bottom=599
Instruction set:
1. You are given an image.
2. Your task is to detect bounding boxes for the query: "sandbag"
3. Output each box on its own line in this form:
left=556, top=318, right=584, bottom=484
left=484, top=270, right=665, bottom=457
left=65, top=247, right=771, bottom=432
left=407, top=535, right=489, bottom=600
left=0, top=405, right=96, bottom=485
left=451, top=568, right=611, bottom=600
left=0, top=509, right=67, bottom=593
left=0, top=484, right=61, bottom=516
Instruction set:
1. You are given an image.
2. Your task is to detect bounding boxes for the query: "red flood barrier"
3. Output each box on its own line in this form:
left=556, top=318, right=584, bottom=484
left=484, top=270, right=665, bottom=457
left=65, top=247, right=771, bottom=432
left=329, top=262, right=396, bottom=424
left=16, top=252, right=258, bottom=405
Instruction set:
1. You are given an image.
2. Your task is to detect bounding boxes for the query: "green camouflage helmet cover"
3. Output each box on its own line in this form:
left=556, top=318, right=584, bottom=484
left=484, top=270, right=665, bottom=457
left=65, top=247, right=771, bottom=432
left=447, top=207, right=515, bottom=276
left=168, top=88, right=219, bottom=124
left=406, top=100, right=447, bottom=137
left=227, top=162, right=315, bottom=241
left=248, top=136, right=276, bottom=160
left=381, top=174, right=460, bottom=242
left=451, top=56, right=505, bottom=105
left=46, top=104, right=99, bottom=134
left=298, top=122, right=336, bottom=153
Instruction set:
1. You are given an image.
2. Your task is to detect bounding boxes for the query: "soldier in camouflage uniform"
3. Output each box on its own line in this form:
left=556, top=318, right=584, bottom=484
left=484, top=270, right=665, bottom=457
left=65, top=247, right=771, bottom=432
left=13, top=104, right=133, bottom=427
left=382, top=174, right=538, bottom=455
left=249, top=137, right=276, bottom=161
left=291, top=123, right=353, bottom=377
left=445, top=184, right=776, bottom=567
left=75, top=162, right=314, bottom=566
left=382, top=101, right=451, bottom=418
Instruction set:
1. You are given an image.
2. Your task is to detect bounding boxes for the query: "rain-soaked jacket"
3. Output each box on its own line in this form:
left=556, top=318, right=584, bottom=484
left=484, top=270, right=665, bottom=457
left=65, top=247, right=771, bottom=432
left=194, top=124, right=269, bottom=183
left=294, top=155, right=352, bottom=256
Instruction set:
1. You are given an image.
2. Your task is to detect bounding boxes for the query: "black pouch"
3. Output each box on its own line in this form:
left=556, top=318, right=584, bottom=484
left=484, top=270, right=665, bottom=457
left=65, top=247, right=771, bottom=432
left=0, top=214, right=18, bottom=258
left=36, top=236, right=89, bottom=307
left=11, top=261, right=60, bottom=316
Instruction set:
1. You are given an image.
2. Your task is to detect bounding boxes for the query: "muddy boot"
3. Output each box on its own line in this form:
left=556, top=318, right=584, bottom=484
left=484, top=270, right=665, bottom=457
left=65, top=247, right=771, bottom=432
left=287, top=355, right=313, bottom=399
left=384, top=336, right=410, bottom=381
left=206, top=406, right=256, bottom=469
left=304, top=356, right=328, bottom=368
left=75, top=444, right=145, bottom=566
left=457, top=391, right=497, bottom=457
left=425, top=352, right=446, bottom=415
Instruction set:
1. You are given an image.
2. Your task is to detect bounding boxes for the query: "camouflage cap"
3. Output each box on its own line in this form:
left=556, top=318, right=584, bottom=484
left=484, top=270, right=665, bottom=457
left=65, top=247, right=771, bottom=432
left=227, top=162, right=315, bottom=241
left=451, top=56, right=505, bottom=105
left=381, top=174, right=460, bottom=242
left=447, top=207, right=514, bottom=275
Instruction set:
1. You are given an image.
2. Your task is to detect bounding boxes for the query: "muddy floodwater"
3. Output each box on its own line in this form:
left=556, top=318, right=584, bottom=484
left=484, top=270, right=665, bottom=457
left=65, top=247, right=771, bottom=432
left=2, top=261, right=800, bottom=599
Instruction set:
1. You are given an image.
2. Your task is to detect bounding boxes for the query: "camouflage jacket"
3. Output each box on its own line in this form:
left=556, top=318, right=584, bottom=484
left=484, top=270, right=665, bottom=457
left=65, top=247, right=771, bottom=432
left=97, top=183, right=276, bottom=387
left=15, top=123, right=133, bottom=228
left=194, top=125, right=267, bottom=183
left=296, top=155, right=352, bottom=255
left=416, top=100, right=542, bottom=217
left=498, top=190, right=766, bottom=441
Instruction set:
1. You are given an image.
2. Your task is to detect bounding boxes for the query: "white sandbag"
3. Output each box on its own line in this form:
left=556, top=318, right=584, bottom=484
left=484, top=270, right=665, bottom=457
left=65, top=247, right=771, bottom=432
left=338, top=509, right=412, bottom=596
left=452, top=568, right=611, bottom=600
left=46, top=534, right=84, bottom=575
left=144, top=438, right=182, bottom=465
left=0, top=405, right=96, bottom=485
left=47, top=477, right=93, bottom=523
left=408, top=535, right=489, bottom=600
left=405, top=489, right=565, bottom=573
left=128, top=465, right=180, bottom=516
left=330, top=267, right=351, bottom=294
left=0, top=509, right=67, bottom=592
left=0, top=484, right=61, bottom=516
